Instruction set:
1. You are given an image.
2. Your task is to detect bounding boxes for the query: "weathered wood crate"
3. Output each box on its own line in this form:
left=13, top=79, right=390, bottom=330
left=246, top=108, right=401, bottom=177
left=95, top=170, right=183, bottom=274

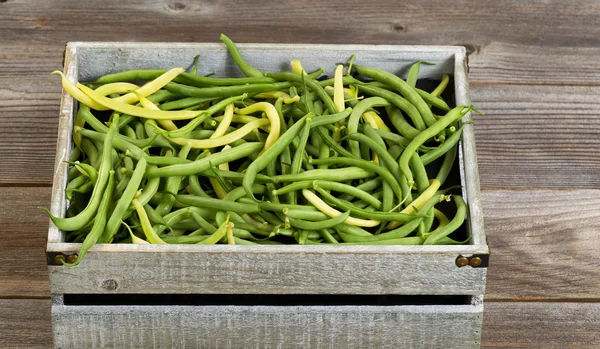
left=47, top=42, right=488, bottom=348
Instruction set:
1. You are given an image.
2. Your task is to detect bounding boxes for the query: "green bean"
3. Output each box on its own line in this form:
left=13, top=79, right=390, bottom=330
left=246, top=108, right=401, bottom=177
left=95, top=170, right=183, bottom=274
left=314, top=126, right=355, bottom=159
left=339, top=237, right=423, bottom=245
left=435, top=144, right=458, bottom=186
left=421, top=124, right=465, bottom=165
left=416, top=88, right=450, bottom=112
left=319, top=229, right=339, bottom=243
left=354, top=65, right=437, bottom=128
left=160, top=235, right=210, bottom=244
left=79, top=129, right=144, bottom=161
left=399, top=106, right=471, bottom=188
left=201, top=169, right=275, bottom=184
left=243, top=112, right=314, bottom=201
left=273, top=166, right=373, bottom=183
left=100, top=157, right=147, bottom=243
left=409, top=154, right=430, bottom=193
left=64, top=170, right=115, bottom=266
left=344, top=132, right=403, bottom=186
left=289, top=116, right=313, bottom=204
left=160, top=97, right=217, bottom=111
left=189, top=211, right=217, bottom=234
left=146, top=142, right=264, bottom=177
left=386, top=106, right=420, bottom=139
left=406, top=61, right=431, bottom=88
left=424, top=195, right=466, bottom=245
left=144, top=204, right=168, bottom=226
left=122, top=125, right=137, bottom=139
left=314, top=180, right=382, bottom=209
left=310, top=108, right=353, bottom=128
left=219, top=34, right=263, bottom=77
left=199, top=218, right=232, bottom=245
left=114, top=170, right=130, bottom=199
left=287, top=210, right=351, bottom=230
left=67, top=148, right=83, bottom=180
left=156, top=147, right=189, bottom=216
left=80, top=138, right=99, bottom=168
left=255, top=201, right=318, bottom=213
left=309, top=157, right=402, bottom=201
left=334, top=224, right=373, bottom=237
left=265, top=72, right=337, bottom=113
left=357, top=84, right=425, bottom=131
left=43, top=114, right=118, bottom=231
left=346, top=97, right=390, bottom=157
left=282, top=209, right=329, bottom=221
left=172, top=194, right=260, bottom=213
left=65, top=175, right=89, bottom=201
left=313, top=186, right=417, bottom=222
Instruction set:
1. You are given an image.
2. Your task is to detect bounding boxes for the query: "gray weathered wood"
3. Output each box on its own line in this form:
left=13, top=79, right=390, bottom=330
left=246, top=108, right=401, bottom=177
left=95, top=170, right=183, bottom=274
left=0, top=187, right=51, bottom=298
left=472, top=84, right=600, bottom=189
left=48, top=244, right=487, bottom=295
left=0, top=299, right=53, bottom=349
left=1, top=0, right=599, bottom=48
left=3, top=298, right=599, bottom=349
left=482, top=302, right=600, bottom=348
left=482, top=189, right=600, bottom=300
left=51, top=295, right=483, bottom=349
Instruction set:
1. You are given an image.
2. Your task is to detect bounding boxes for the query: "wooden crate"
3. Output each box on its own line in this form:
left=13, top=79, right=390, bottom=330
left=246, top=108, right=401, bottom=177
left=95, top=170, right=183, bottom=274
left=47, top=42, right=488, bottom=348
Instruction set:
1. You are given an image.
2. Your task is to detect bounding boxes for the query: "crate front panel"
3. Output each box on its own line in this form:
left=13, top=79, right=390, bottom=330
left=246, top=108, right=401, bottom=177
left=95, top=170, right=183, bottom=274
left=48, top=244, right=486, bottom=295
left=52, top=301, right=483, bottom=349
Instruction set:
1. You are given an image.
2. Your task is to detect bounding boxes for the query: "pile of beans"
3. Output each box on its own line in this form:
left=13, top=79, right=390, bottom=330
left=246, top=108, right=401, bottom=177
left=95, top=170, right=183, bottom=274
left=45, top=34, right=477, bottom=266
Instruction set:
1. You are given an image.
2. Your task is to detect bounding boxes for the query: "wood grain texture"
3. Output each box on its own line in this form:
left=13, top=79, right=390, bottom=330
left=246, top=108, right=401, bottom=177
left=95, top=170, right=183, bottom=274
left=0, top=187, right=51, bottom=298
left=52, top=299, right=482, bottom=349
left=1, top=0, right=599, bottom=47
left=0, top=77, right=61, bottom=185
left=47, top=246, right=487, bottom=295
left=483, top=189, right=600, bottom=300
left=471, top=84, right=600, bottom=189
left=0, top=299, right=53, bottom=349
left=468, top=42, right=600, bottom=85
left=482, top=302, right=600, bottom=348
left=2, top=299, right=598, bottom=349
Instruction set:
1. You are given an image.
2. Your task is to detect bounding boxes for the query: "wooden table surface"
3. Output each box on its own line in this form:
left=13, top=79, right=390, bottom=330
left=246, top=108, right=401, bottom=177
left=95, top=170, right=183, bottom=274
left=1, top=1, right=599, bottom=348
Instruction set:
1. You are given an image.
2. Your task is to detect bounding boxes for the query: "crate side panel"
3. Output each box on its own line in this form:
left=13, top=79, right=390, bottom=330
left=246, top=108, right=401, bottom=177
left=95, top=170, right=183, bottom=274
left=52, top=303, right=482, bottom=349
left=75, top=43, right=456, bottom=80
left=49, top=250, right=486, bottom=294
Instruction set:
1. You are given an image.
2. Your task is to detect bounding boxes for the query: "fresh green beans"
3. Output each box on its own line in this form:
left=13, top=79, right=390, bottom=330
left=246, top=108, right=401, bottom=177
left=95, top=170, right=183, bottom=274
left=48, top=35, right=479, bottom=262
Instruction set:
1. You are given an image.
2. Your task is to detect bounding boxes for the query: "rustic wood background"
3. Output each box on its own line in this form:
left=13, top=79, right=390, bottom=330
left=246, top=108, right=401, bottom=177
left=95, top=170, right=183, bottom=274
left=1, top=0, right=599, bottom=347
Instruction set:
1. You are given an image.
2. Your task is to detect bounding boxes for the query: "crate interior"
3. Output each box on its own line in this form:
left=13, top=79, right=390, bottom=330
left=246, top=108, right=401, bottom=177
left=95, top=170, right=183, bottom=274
left=49, top=43, right=478, bottom=248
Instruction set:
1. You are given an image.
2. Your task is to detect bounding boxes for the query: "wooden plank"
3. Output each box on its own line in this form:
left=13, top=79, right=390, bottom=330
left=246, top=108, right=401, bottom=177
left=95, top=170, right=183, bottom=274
left=468, top=42, right=600, bottom=85
left=1, top=0, right=599, bottom=48
left=47, top=245, right=487, bottom=295
left=0, top=187, right=51, bottom=298
left=2, top=299, right=598, bottom=349
left=51, top=298, right=482, bottom=348
left=483, top=189, right=600, bottom=300
left=482, top=302, right=600, bottom=348
left=0, top=299, right=52, bottom=349
left=0, top=77, right=61, bottom=184
left=471, top=84, right=600, bottom=189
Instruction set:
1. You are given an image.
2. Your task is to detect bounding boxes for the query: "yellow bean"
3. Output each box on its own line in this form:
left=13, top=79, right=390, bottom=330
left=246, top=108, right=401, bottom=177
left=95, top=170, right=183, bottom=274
left=236, top=102, right=281, bottom=153
left=302, top=189, right=380, bottom=228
